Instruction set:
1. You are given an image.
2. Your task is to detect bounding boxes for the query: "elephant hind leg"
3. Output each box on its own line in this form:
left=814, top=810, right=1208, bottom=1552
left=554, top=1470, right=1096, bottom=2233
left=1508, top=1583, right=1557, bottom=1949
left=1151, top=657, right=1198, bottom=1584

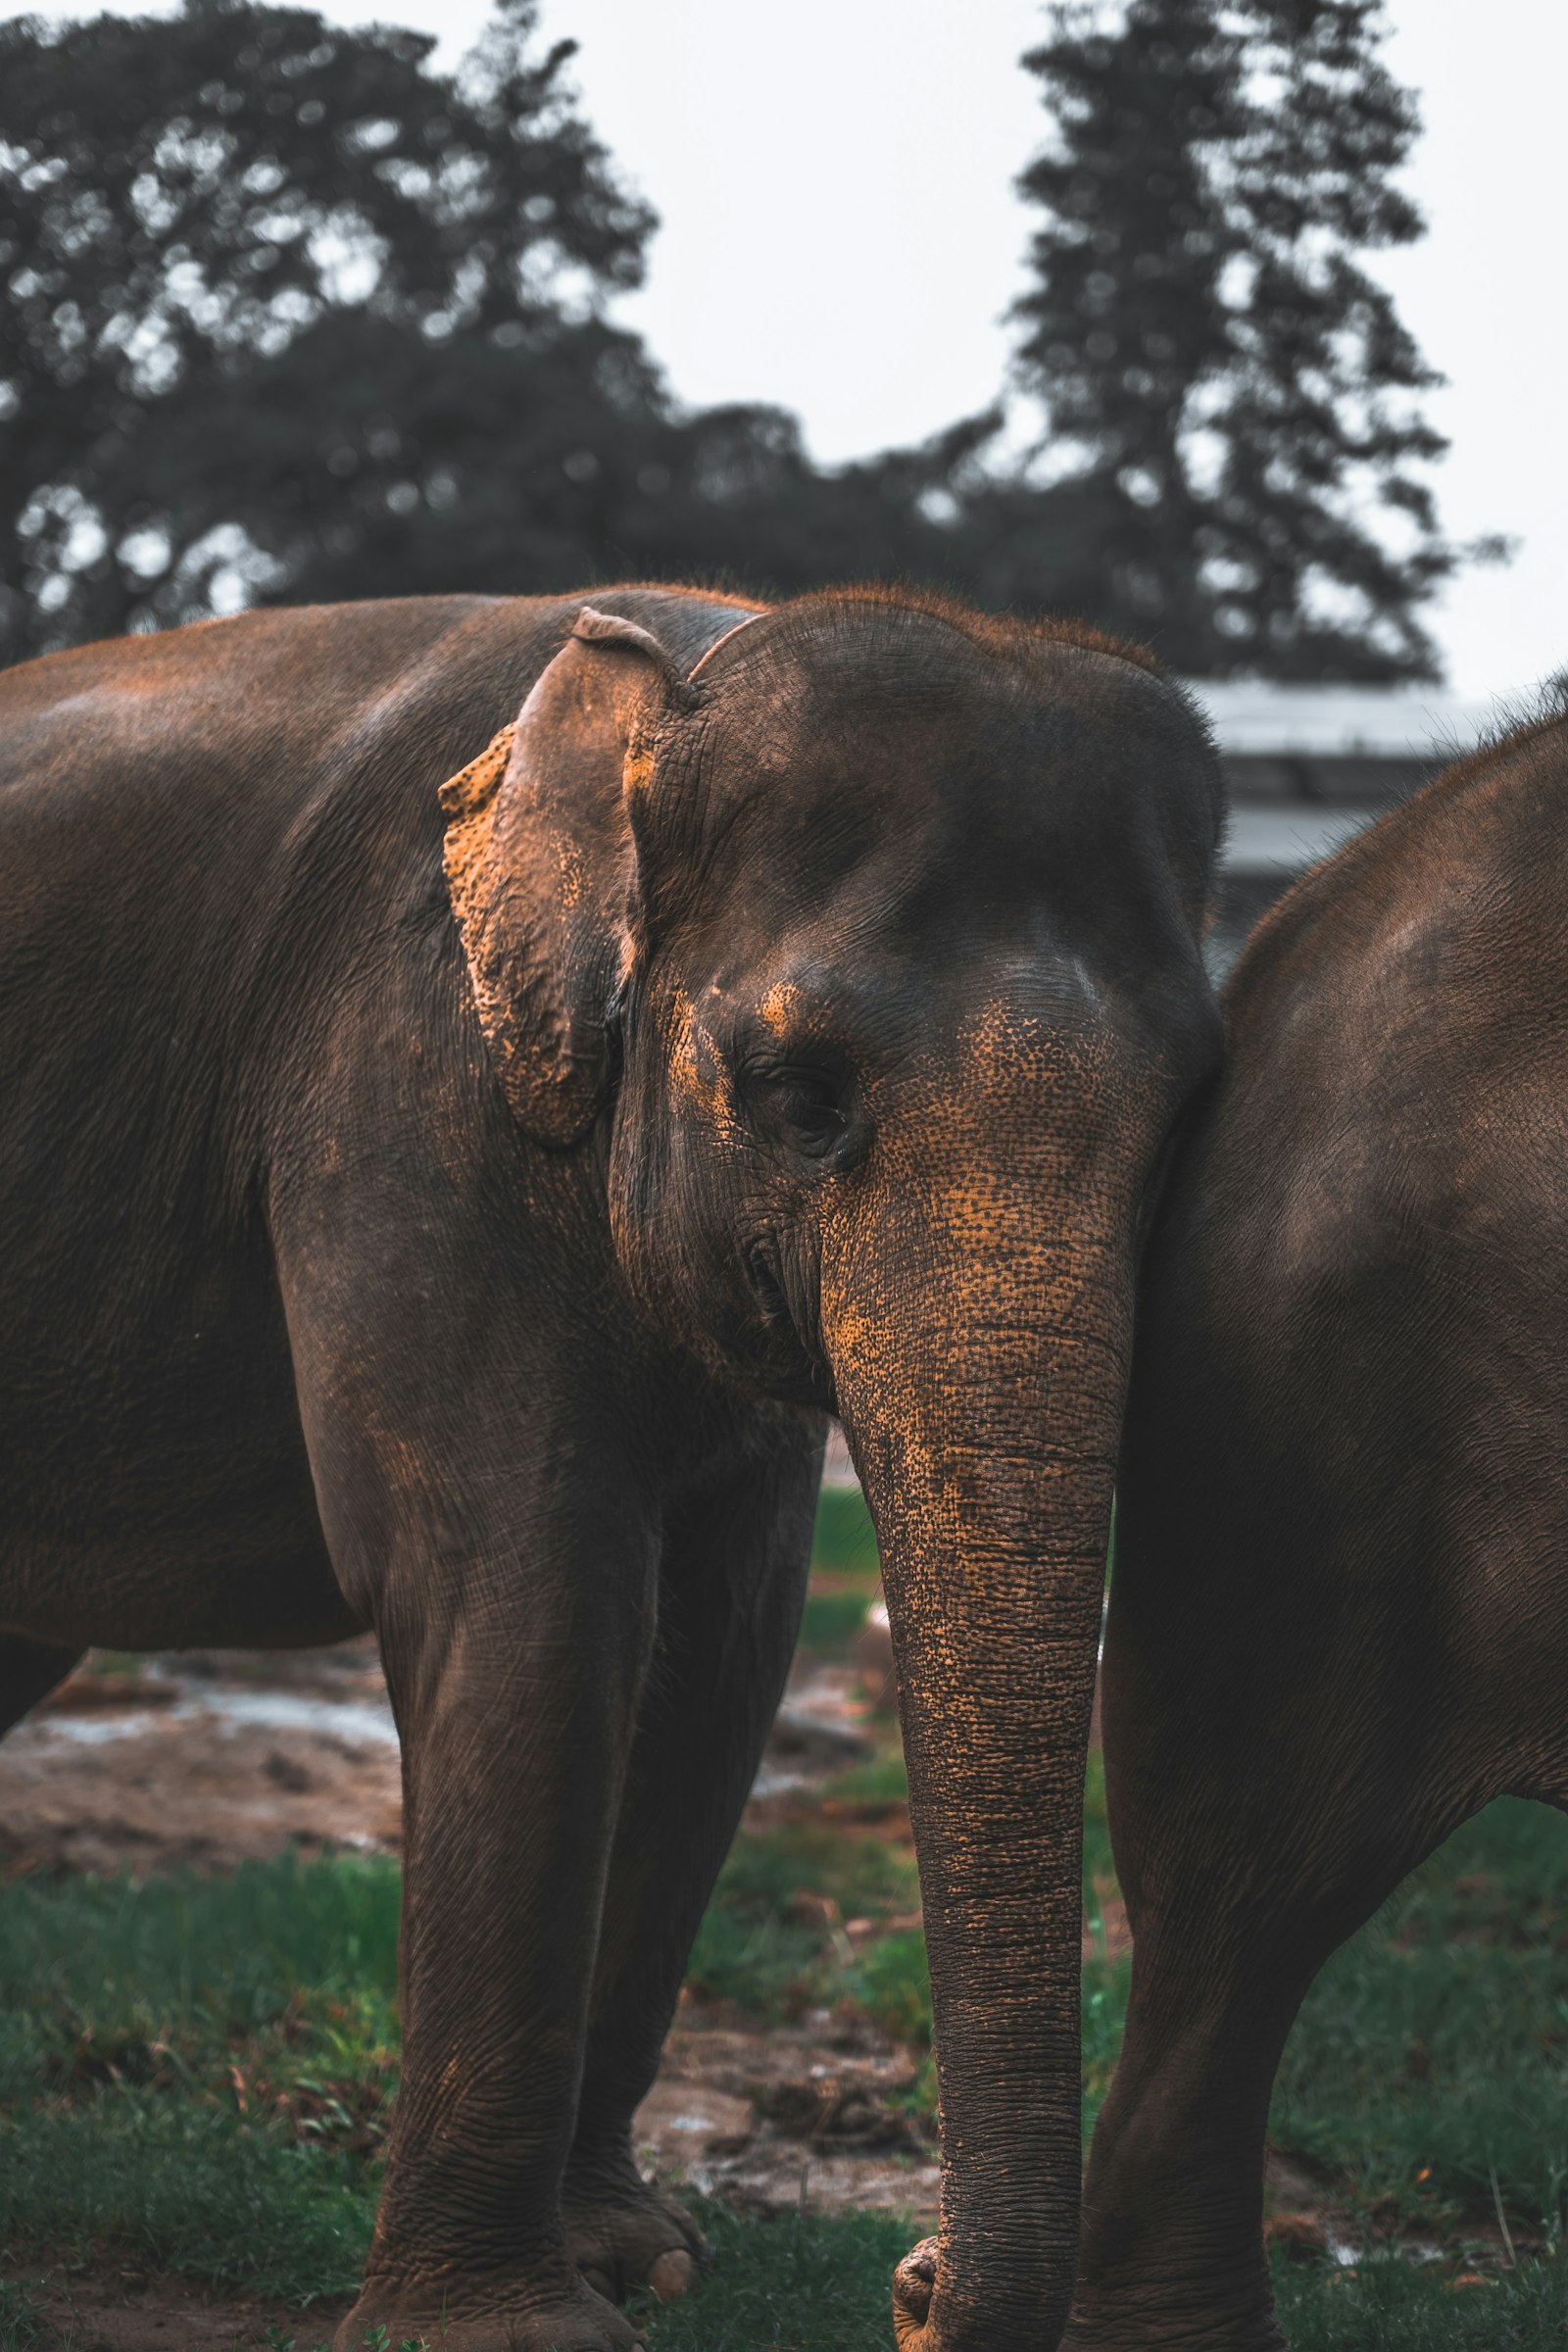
left=1067, top=1731, right=1468, bottom=2352
left=0, top=1637, right=83, bottom=1739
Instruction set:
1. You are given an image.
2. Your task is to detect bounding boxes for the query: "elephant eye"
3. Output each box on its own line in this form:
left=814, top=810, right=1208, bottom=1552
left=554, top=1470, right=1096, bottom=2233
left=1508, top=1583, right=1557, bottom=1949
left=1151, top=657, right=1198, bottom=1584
left=752, top=1064, right=850, bottom=1159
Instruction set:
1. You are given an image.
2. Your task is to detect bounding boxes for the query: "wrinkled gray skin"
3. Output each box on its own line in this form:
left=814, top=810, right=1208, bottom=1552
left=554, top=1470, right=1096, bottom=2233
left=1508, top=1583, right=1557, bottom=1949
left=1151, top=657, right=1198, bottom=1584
left=1067, top=710, right=1568, bottom=2348
left=0, top=584, right=1222, bottom=2351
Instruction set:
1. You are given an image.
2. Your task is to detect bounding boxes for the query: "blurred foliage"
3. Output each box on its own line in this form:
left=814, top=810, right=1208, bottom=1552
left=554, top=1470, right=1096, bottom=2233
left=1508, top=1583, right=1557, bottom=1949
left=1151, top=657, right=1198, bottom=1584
left=0, top=0, right=644, bottom=653
left=0, top=0, right=1478, bottom=677
left=1276, top=1797, right=1568, bottom=2245
left=685, top=1818, right=921, bottom=2024
left=797, top=1585, right=874, bottom=1654
left=0, top=0, right=1021, bottom=660
left=1012, top=0, right=1493, bottom=678
left=809, top=1484, right=879, bottom=1578
left=800, top=1478, right=880, bottom=1651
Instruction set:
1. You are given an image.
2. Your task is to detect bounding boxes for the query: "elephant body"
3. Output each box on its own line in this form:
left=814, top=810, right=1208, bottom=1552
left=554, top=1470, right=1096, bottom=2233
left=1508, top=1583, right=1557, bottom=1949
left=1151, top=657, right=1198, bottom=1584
left=0, top=585, right=1221, bottom=2351
left=1070, top=709, right=1568, bottom=2348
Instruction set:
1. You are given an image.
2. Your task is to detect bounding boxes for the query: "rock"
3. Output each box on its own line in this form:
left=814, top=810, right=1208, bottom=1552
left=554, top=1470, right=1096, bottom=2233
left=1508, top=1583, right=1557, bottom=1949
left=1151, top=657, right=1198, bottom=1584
left=766, top=1707, right=869, bottom=1772
left=40, top=1670, right=178, bottom=1713
left=1264, top=2212, right=1329, bottom=2263
left=856, top=1597, right=897, bottom=1715
left=631, top=2078, right=757, bottom=2183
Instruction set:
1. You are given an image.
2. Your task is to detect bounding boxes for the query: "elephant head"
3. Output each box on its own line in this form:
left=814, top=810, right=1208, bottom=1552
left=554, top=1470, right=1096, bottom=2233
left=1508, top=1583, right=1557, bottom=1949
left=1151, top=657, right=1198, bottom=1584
left=443, top=589, right=1222, bottom=2350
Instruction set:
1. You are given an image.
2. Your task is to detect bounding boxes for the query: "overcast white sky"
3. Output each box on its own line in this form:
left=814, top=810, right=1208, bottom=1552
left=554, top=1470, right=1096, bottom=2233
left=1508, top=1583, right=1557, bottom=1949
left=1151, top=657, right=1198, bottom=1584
left=11, top=0, right=1565, bottom=698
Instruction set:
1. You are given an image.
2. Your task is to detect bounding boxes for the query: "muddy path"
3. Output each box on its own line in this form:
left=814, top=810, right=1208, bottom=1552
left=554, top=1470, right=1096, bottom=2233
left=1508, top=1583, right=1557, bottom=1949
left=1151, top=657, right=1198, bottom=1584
left=0, top=1629, right=1407, bottom=2344
left=0, top=1636, right=944, bottom=2233
left=0, top=2264, right=352, bottom=2351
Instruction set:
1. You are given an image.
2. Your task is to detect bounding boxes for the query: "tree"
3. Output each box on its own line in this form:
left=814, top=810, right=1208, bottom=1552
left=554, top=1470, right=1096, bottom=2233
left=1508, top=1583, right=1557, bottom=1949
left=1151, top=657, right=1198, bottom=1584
left=1012, top=0, right=1468, bottom=678
left=0, top=0, right=1025, bottom=657
left=0, top=0, right=653, bottom=660
left=6, top=0, right=1478, bottom=677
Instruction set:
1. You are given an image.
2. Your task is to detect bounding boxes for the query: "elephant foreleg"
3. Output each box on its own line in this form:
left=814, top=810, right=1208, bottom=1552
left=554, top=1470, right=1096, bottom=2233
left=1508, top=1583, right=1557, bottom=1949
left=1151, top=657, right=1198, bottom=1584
left=331, top=1487, right=662, bottom=2352
left=282, top=1293, right=666, bottom=2349
left=563, top=1422, right=822, bottom=2305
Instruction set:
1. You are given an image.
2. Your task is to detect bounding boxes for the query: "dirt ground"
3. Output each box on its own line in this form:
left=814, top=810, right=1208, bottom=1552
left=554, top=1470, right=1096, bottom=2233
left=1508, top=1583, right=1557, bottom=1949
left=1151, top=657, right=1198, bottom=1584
left=0, top=1644, right=400, bottom=1880
left=0, top=2265, right=353, bottom=2351
left=1, top=1634, right=946, bottom=2343
left=0, top=1634, right=1352, bottom=2346
left=0, top=1638, right=941, bottom=2184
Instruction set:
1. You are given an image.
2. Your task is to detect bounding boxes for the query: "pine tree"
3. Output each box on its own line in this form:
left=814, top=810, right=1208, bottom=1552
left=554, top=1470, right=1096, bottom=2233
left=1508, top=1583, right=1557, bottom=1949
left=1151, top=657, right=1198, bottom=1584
left=1013, top=0, right=1461, bottom=678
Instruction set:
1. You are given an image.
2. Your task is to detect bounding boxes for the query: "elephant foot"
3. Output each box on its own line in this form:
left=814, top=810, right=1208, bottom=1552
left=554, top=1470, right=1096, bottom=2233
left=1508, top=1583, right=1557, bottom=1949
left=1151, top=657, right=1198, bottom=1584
left=334, top=2270, right=644, bottom=2352
left=563, top=2174, right=710, bottom=2306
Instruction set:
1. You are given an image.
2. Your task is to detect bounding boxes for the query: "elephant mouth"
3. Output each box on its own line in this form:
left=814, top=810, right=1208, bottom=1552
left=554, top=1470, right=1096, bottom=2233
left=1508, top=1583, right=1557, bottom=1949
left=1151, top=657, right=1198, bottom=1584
left=744, top=1236, right=791, bottom=1323
left=741, top=1236, right=838, bottom=1413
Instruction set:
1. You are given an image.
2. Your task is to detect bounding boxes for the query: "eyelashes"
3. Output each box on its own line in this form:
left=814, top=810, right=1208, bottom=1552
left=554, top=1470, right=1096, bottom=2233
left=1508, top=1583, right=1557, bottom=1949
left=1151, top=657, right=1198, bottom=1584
left=749, top=1063, right=851, bottom=1159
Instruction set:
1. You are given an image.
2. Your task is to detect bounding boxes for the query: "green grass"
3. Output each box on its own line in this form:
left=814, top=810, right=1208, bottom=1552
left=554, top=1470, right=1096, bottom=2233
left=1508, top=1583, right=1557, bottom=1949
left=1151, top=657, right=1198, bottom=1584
left=634, top=2205, right=913, bottom=2351
left=796, top=1585, right=874, bottom=1654
left=1275, top=1798, right=1568, bottom=2249
left=0, top=1726, right=1127, bottom=2319
left=7, top=1809, right=1568, bottom=2338
left=8, top=1498, right=1568, bottom=2343
left=808, top=1484, right=879, bottom=1577
left=819, top=1748, right=909, bottom=1810
left=1271, top=2252, right=1568, bottom=2347
left=646, top=2223, right=1568, bottom=2352
left=0, top=2279, right=46, bottom=2352
left=0, top=1856, right=398, bottom=2298
left=688, top=1819, right=923, bottom=2029
left=1078, top=1745, right=1132, bottom=2146
left=796, top=1483, right=879, bottom=1652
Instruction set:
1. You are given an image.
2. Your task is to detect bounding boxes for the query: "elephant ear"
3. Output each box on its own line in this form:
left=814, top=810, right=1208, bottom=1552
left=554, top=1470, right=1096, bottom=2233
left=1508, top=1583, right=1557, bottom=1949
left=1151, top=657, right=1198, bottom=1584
left=439, top=606, right=732, bottom=1147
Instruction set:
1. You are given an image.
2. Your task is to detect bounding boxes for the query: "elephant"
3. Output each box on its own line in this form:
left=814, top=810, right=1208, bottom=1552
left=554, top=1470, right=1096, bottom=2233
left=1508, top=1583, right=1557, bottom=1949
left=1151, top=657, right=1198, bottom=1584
left=0, top=582, right=1222, bottom=2352
left=1063, top=706, right=1568, bottom=2348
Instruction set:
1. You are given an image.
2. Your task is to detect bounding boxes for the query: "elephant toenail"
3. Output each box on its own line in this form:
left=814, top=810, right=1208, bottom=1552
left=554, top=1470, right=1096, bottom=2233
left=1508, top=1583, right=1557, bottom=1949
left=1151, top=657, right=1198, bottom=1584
left=648, top=2248, right=695, bottom=2301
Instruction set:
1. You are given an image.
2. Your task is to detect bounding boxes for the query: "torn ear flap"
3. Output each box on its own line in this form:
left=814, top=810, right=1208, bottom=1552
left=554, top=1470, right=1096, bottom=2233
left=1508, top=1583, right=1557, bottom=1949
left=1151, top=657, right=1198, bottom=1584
left=436, top=723, right=516, bottom=819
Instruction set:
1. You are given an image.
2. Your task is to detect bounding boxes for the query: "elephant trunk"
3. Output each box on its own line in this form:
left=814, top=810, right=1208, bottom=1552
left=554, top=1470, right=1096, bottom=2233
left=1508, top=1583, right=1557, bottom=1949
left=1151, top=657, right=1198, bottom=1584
left=828, top=1199, right=1135, bottom=2351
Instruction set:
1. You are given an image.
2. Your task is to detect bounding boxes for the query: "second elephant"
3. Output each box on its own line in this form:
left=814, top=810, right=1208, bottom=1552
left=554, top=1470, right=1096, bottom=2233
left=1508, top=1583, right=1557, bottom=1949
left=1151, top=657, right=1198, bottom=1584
left=1069, top=706, right=1568, bottom=2348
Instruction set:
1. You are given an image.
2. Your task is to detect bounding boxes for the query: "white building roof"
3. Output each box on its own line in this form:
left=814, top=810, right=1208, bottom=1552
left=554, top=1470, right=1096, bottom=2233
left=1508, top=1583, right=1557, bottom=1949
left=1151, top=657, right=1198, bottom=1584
left=1185, top=681, right=1495, bottom=760
left=1224, top=807, right=1383, bottom=873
